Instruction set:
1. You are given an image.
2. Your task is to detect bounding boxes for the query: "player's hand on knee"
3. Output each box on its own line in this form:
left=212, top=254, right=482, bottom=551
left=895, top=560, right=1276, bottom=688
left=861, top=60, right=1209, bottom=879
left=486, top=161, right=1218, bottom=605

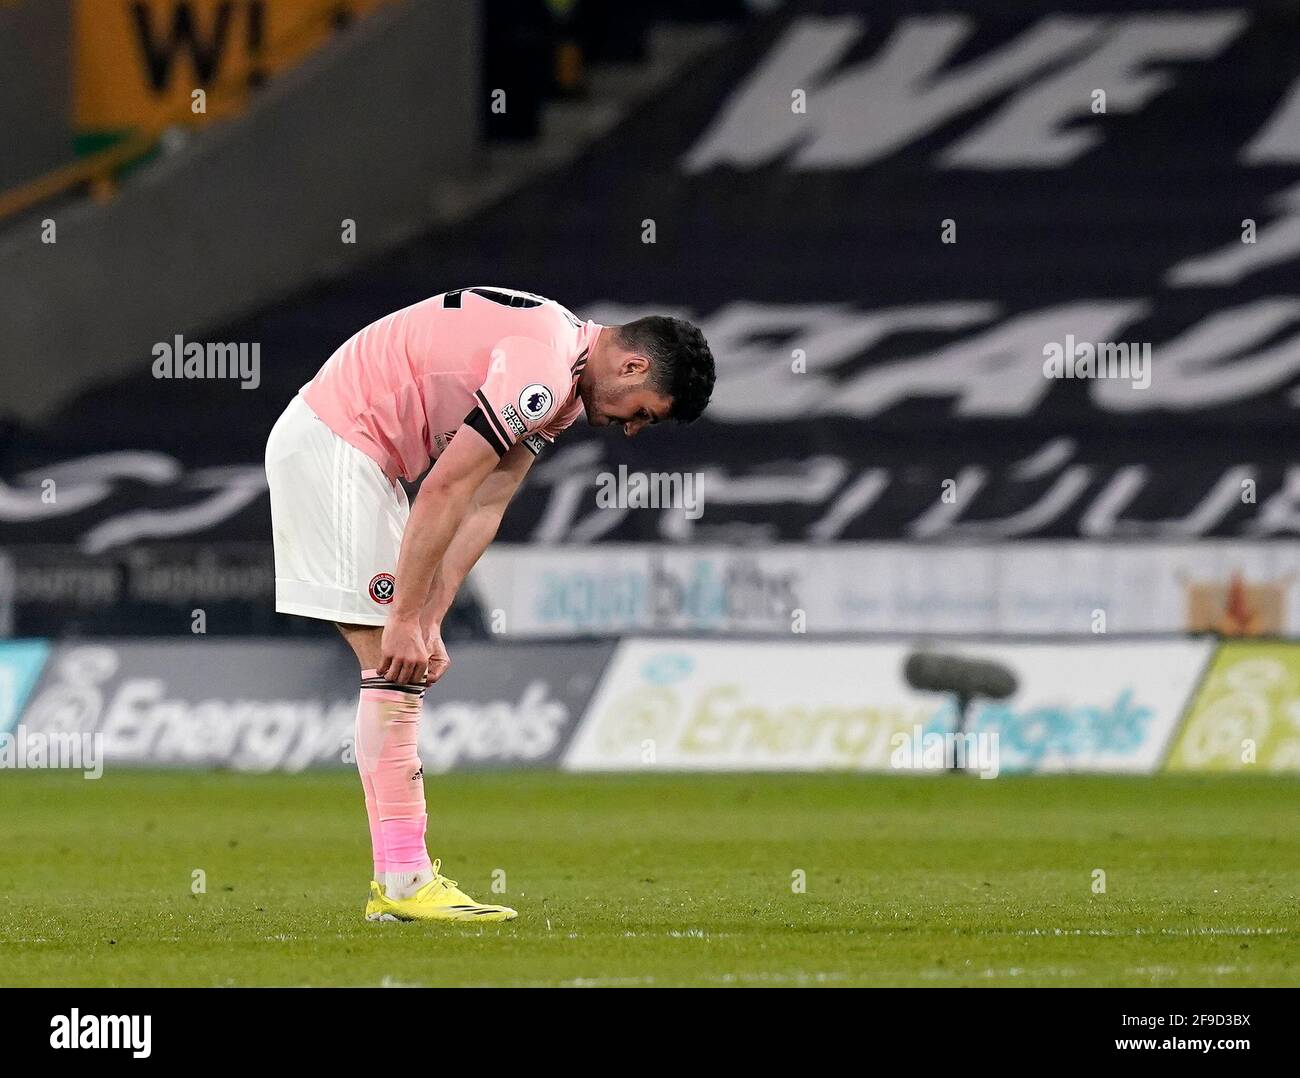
left=379, top=615, right=429, bottom=687
left=426, top=628, right=451, bottom=684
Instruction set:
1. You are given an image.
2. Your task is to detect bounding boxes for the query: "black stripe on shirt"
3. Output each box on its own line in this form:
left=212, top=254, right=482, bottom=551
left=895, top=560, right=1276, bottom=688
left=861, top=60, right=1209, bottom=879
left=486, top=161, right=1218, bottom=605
left=474, top=389, right=516, bottom=448
left=470, top=287, right=542, bottom=308
left=465, top=406, right=509, bottom=457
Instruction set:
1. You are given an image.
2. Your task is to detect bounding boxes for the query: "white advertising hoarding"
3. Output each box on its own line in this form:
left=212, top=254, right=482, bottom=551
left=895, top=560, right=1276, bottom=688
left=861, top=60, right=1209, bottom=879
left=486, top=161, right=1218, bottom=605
left=563, top=638, right=1214, bottom=773
left=473, top=542, right=1300, bottom=637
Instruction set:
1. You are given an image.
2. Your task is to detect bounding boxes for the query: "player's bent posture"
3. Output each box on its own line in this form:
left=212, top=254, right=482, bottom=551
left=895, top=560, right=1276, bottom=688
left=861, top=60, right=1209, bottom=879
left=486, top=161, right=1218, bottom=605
left=264, top=287, right=715, bottom=922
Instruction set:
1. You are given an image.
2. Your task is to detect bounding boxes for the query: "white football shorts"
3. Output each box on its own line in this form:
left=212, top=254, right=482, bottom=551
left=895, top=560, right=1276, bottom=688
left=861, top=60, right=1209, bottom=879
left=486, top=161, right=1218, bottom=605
left=265, top=394, right=409, bottom=625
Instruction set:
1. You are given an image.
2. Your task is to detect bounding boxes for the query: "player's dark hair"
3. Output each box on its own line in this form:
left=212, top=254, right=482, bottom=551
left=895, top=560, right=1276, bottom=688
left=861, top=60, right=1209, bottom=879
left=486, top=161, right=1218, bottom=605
left=616, top=316, right=715, bottom=423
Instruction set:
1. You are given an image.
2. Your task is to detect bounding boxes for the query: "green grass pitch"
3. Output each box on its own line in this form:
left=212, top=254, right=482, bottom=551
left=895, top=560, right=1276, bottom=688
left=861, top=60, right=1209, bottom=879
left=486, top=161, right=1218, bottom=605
left=0, top=770, right=1296, bottom=987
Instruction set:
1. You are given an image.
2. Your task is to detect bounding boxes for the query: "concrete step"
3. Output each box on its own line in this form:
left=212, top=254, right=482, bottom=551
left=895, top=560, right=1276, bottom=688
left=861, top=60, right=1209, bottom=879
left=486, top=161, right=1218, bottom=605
left=427, top=21, right=736, bottom=227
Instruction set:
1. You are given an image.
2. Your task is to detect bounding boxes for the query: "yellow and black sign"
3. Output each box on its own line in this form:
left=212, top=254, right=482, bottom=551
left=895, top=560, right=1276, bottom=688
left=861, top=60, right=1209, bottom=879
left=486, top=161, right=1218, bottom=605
left=75, top=0, right=389, bottom=135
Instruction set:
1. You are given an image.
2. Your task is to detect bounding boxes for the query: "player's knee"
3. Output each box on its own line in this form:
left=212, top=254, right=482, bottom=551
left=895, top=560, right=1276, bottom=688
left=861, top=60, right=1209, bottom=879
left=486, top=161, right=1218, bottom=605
left=335, top=622, right=384, bottom=669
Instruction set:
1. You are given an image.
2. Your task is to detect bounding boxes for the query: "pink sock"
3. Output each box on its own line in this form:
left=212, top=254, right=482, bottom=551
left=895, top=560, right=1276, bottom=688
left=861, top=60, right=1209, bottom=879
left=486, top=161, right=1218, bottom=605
left=355, top=738, right=387, bottom=881
left=356, top=669, right=431, bottom=880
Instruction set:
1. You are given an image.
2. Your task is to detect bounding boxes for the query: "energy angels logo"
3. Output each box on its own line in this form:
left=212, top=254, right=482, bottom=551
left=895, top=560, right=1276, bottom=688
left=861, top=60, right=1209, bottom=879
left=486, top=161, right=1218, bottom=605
left=22, top=646, right=117, bottom=734
left=597, top=687, right=681, bottom=754
left=596, top=653, right=693, bottom=753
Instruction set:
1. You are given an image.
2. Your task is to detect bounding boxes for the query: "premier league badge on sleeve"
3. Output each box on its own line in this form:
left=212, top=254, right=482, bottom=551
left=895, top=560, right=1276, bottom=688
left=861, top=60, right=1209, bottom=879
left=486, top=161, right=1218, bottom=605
left=518, top=384, right=554, bottom=421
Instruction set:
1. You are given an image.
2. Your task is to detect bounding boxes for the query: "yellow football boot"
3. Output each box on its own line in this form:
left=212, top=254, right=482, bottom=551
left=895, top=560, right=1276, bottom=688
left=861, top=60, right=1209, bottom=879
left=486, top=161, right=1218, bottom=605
left=364, top=880, right=396, bottom=922
left=368, top=860, right=517, bottom=923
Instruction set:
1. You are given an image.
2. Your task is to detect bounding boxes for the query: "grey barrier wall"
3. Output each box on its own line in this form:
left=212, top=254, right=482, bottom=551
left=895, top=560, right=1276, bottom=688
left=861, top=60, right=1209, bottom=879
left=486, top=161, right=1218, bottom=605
left=0, top=0, right=72, bottom=189
left=0, top=0, right=480, bottom=421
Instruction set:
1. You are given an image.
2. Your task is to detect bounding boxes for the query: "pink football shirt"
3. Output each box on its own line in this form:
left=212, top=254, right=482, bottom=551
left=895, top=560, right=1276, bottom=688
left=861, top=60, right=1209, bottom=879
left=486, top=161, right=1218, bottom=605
left=300, top=287, right=600, bottom=481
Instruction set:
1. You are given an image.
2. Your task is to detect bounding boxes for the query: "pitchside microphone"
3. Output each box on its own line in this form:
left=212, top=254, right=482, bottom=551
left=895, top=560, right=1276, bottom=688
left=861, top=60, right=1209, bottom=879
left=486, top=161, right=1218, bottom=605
left=903, top=652, right=1019, bottom=774
left=903, top=652, right=1019, bottom=702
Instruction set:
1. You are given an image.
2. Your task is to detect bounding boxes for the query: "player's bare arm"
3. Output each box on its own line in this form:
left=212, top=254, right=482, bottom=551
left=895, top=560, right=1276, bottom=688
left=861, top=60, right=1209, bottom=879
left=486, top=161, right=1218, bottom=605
left=378, top=424, right=502, bottom=685
left=418, top=441, right=537, bottom=682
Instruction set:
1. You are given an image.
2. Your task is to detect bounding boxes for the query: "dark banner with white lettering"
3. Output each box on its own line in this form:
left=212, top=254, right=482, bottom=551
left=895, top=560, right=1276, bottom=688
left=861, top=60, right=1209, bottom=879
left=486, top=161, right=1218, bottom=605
left=1, top=0, right=1297, bottom=549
